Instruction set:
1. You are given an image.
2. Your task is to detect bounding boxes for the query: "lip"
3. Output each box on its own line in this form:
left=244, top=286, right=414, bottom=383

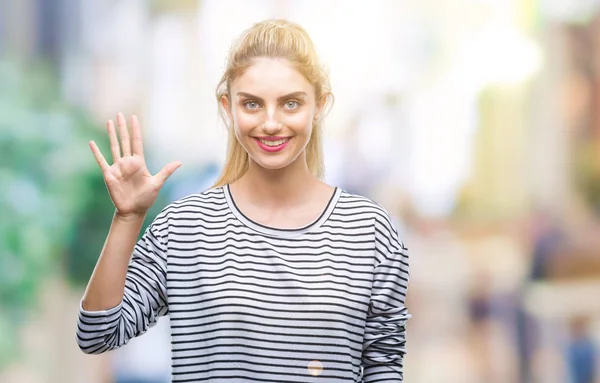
left=256, top=136, right=288, bottom=141
left=254, top=137, right=291, bottom=153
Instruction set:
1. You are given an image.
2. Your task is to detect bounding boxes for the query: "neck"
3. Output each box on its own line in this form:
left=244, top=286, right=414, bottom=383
left=233, top=155, right=319, bottom=207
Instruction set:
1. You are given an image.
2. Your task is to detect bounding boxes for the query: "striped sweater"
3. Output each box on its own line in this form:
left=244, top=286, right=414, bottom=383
left=76, top=185, right=410, bottom=382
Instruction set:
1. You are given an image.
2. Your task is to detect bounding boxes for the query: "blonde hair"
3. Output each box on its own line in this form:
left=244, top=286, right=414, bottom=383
left=212, top=19, right=332, bottom=188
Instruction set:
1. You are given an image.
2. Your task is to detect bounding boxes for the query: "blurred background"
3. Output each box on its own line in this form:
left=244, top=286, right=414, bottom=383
left=1, top=0, right=600, bottom=382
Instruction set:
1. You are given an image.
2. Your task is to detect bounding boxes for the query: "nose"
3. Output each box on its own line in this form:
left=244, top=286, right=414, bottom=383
left=261, top=115, right=282, bottom=135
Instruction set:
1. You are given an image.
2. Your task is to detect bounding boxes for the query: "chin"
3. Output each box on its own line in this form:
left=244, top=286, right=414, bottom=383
left=253, top=158, right=294, bottom=171
left=248, top=151, right=303, bottom=172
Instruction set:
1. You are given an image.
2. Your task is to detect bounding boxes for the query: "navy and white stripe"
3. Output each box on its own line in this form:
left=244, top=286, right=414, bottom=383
left=77, top=185, right=410, bottom=382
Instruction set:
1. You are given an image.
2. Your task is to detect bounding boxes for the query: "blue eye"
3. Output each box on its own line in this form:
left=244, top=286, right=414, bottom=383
left=244, top=101, right=259, bottom=110
left=285, top=100, right=300, bottom=109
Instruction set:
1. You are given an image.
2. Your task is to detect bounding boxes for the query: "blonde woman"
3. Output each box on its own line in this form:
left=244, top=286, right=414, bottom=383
left=77, top=19, right=410, bottom=383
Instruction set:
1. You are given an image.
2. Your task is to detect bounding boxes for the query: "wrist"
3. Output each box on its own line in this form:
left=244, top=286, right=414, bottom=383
left=113, top=210, right=147, bottom=224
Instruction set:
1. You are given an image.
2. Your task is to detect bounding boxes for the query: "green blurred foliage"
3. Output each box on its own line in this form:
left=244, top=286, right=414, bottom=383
left=0, top=58, right=101, bottom=366
left=0, top=58, right=166, bottom=368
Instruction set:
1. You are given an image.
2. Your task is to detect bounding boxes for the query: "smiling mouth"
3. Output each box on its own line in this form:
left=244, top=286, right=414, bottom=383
left=257, top=138, right=290, bottom=147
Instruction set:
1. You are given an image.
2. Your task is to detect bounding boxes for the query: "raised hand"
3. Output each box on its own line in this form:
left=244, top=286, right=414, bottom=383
left=89, top=113, right=181, bottom=219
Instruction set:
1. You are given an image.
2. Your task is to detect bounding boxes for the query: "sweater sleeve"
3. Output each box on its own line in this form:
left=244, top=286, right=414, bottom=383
left=362, top=213, right=411, bottom=382
left=76, top=219, right=169, bottom=354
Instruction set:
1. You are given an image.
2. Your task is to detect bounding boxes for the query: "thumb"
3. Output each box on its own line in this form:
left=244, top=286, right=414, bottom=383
left=155, top=161, right=182, bottom=185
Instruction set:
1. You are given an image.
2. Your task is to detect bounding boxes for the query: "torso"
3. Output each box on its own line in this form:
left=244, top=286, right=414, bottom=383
left=160, top=186, right=401, bottom=382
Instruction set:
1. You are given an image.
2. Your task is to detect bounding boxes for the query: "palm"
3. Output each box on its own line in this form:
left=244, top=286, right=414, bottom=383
left=89, top=113, right=181, bottom=217
left=104, top=156, right=154, bottom=214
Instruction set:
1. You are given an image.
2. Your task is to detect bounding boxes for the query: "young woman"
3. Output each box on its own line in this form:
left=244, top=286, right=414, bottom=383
left=77, top=19, right=410, bottom=383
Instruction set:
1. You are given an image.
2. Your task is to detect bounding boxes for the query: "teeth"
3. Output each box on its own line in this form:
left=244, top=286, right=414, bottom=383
left=259, top=138, right=288, bottom=146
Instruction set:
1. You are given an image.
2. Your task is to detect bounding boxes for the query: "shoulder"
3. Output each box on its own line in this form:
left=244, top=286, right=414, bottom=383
left=151, top=186, right=228, bottom=226
left=336, top=189, right=400, bottom=230
left=336, top=188, right=406, bottom=249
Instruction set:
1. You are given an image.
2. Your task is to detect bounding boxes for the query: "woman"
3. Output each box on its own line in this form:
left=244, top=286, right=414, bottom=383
left=77, top=19, right=410, bottom=382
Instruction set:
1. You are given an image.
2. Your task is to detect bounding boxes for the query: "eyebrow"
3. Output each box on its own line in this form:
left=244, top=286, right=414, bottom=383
left=236, top=91, right=308, bottom=103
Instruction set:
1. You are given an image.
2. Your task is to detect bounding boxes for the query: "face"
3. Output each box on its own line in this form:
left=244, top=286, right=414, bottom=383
left=222, top=57, right=322, bottom=173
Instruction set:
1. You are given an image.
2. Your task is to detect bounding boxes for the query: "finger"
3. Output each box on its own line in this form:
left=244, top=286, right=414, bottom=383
left=89, top=141, right=110, bottom=172
left=107, top=120, right=120, bottom=162
left=117, top=112, right=131, bottom=156
left=155, top=161, right=182, bottom=185
left=130, top=115, right=144, bottom=158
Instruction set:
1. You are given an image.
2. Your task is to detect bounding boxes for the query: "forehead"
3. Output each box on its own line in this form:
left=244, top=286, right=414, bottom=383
left=231, top=58, right=314, bottom=97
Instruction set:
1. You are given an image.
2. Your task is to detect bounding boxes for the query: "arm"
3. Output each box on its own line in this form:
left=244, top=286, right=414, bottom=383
left=362, top=214, right=411, bottom=382
left=76, top=113, right=179, bottom=354
left=76, top=213, right=169, bottom=354
left=81, top=212, right=147, bottom=312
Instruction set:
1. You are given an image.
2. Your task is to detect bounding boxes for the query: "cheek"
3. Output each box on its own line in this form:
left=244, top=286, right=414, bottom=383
left=284, top=111, right=314, bottom=132
left=232, top=109, right=259, bottom=134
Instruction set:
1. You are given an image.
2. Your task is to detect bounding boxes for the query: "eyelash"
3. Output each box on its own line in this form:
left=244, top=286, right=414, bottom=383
left=242, top=99, right=302, bottom=111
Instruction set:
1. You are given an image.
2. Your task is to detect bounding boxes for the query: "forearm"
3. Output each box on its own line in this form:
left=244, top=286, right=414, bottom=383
left=81, top=211, right=146, bottom=311
left=362, top=310, right=408, bottom=382
left=363, top=364, right=404, bottom=382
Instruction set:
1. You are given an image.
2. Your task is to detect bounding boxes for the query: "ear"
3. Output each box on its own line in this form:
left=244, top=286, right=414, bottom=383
left=314, top=92, right=332, bottom=125
left=220, top=94, right=233, bottom=122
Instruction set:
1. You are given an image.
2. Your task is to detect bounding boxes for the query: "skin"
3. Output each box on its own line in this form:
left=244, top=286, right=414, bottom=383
left=221, top=57, right=335, bottom=229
